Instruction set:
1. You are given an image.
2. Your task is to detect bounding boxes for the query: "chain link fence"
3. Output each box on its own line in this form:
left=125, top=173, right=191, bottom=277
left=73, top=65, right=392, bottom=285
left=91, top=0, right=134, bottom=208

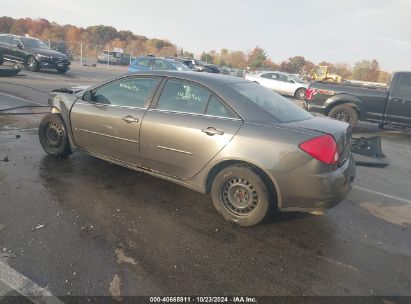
left=46, top=40, right=138, bottom=67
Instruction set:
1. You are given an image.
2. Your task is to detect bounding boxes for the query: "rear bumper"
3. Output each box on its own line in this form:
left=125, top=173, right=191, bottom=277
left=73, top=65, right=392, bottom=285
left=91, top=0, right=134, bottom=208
left=304, top=102, right=327, bottom=114
left=275, top=154, right=356, bottom=213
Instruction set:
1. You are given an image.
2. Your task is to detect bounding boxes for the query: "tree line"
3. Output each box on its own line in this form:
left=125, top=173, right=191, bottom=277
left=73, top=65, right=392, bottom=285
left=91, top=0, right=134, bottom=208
left=201, top=49, right=391, bottom=83
left=0, top=16, right=391, bottom=83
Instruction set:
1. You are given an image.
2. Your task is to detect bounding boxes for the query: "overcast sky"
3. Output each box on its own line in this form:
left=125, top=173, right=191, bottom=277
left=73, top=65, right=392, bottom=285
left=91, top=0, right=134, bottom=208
left=3, top=0, right=411, bottom=71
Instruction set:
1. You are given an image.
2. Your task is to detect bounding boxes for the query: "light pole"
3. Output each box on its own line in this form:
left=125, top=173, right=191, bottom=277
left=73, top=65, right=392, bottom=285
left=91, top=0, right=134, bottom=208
left=107, top=41, right=110, bottom=69
left=80, top=41, right=83, bottom=66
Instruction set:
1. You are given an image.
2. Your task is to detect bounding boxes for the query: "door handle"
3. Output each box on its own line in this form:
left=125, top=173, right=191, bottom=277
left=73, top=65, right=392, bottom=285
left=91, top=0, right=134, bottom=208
left=201, top=127, right=224, bottom=136
left=122, top=115, right=139, bottom=123
left=392, top=98, right=405, bottom=104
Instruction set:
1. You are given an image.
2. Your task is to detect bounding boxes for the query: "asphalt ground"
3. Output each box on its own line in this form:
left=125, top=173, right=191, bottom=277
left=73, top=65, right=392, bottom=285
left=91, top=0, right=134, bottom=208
left=0, top=64, right=410, bottom=302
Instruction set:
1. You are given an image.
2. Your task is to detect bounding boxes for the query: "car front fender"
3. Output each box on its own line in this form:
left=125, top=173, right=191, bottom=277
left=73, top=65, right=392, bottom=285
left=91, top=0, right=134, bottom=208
left=48, top=92, right=79, bottom=148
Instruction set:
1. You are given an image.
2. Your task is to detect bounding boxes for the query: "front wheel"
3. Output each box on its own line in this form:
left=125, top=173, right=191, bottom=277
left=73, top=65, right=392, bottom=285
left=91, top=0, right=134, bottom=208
left=26, top=56, right=39, bottom=72
left=39, top=114, right=72, bottom=157
left=295, top=88, right=306, bottom=100
left=328, top=104, right=359, bottom=128
left=57, top=66, right=69, bottom=74
left=211, top=165, right=274, bottom=226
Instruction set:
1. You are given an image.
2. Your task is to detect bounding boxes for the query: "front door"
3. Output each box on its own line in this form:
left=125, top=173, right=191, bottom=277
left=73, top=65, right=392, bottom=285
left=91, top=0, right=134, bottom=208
left=387, top=74, right=411, bottom=127
left=70, top=76, right=160, bottom=166
left=10, top=37, right=26, bottom=63
left=140, top=79, right=243, bottom=179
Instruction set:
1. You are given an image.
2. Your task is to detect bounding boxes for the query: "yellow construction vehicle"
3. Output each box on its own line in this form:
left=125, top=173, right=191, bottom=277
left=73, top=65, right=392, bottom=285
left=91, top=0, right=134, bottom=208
left=311, top=65, right=342, bottom=83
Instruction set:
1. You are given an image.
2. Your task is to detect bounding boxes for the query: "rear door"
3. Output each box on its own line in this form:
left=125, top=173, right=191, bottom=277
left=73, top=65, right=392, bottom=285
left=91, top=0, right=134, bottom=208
left=387, top=73, right=411, bottom=126
left=70, top=76, right=160, bottom=166
left=260, top=73, right=282, bottom=92
left=0, top=35, right=15, bottom=62
left=140, top=79, right=243, bottom=178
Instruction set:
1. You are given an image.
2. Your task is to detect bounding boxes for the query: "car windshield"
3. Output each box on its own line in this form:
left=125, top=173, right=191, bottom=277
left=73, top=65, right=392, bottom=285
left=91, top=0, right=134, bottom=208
left=288, top=74, right=305, bottom=83
left=228, top=82, right=312, bottom=122
left=20, top=38, right=50, bottom=49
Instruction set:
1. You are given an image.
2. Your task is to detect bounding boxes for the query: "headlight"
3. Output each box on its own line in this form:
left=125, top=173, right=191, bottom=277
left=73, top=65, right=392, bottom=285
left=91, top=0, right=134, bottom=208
left=37, top=54, right=51, bottom=59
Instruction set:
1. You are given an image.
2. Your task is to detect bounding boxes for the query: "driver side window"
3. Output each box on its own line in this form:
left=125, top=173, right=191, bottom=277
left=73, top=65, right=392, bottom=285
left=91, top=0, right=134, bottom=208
left=91, top=77, right=158, bottom=108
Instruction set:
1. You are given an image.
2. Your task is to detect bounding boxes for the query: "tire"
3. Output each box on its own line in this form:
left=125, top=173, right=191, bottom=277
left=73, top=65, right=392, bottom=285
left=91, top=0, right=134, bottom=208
left=26, top=55, right=39, bottom=72
left=295, top=88, right=306, bottom=100
left=38, top=114, right=72, bottom=158
left=211, top=165, right=274, bottom=227
left=328, top=104, right=359, bottom=128
left=57, top=66, right=69, bottom=74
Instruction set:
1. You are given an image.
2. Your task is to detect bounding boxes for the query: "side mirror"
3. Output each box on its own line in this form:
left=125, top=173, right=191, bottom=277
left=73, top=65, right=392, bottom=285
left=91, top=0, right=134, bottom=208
left=17, top=43, right=23, bottom=49
left=82, top=90, right=93, bottom=102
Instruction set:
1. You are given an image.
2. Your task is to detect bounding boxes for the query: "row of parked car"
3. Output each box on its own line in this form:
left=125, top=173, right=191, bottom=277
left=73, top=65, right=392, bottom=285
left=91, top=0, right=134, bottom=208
left=126, top=55, right=308, bottom=100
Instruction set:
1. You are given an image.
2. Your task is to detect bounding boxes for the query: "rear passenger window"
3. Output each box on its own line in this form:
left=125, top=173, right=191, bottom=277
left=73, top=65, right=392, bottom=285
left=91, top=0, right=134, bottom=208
left=157, top=80, right=211, bottom=114
left=92, top=77, right=158, bottom=108
left=206, top=95, right=237, bottom=118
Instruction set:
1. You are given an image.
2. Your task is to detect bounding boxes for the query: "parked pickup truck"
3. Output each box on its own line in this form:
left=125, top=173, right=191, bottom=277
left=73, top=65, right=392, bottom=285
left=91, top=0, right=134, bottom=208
left=304, top=71, right=411, bottom=128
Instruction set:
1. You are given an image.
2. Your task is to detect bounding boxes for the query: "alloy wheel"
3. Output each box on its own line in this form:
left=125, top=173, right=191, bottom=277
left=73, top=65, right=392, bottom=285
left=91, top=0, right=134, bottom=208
left=335, top=110, right=352, bottom=123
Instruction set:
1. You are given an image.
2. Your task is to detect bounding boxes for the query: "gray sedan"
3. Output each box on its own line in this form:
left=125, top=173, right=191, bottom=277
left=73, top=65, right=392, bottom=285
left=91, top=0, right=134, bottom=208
left=39, top=71, right=355, bottom=226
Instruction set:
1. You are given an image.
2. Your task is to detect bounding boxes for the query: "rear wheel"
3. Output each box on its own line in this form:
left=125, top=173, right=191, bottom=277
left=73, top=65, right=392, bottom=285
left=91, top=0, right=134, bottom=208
left=328, top=104, right=359, bottom=128
left=39, top=114, right=72, bottom=158
left=26, top=56, right=39, bottom=72
left=211, top=165, right=274, bottom=226
left=295, top=88, right=306, bottom=100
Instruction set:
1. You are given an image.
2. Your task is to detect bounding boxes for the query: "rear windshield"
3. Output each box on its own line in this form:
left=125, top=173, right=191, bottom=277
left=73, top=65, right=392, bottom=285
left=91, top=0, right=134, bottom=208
left=228, top=82, right=312, bottom=122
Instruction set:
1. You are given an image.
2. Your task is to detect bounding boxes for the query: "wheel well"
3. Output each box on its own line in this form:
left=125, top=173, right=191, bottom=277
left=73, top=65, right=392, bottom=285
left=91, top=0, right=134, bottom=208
left=205, top=160, right=278, bottom=204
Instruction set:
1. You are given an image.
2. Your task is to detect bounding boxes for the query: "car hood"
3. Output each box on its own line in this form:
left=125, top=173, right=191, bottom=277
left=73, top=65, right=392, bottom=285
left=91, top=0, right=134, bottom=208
left=33, top=48, right=67, bottom=58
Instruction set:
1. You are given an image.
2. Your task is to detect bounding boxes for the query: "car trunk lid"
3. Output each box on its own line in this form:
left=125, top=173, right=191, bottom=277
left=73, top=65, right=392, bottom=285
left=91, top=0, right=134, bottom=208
left=283, top=116, right=352, bottom=166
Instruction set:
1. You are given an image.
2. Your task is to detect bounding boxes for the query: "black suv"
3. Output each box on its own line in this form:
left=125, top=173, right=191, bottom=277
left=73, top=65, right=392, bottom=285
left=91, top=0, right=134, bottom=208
left=0, top=34, right=71, bottom=73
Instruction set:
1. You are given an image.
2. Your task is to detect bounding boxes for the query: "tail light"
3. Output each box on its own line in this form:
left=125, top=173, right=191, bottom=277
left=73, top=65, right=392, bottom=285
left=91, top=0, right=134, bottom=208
left=299, top=135, right=339, bottom=165
left=305, top=88, right=318, bottom=101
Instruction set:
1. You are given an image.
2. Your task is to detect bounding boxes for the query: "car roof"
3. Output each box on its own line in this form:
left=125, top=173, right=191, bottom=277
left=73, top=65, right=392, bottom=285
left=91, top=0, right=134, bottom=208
left=125, top=70, right=247, bottom=85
